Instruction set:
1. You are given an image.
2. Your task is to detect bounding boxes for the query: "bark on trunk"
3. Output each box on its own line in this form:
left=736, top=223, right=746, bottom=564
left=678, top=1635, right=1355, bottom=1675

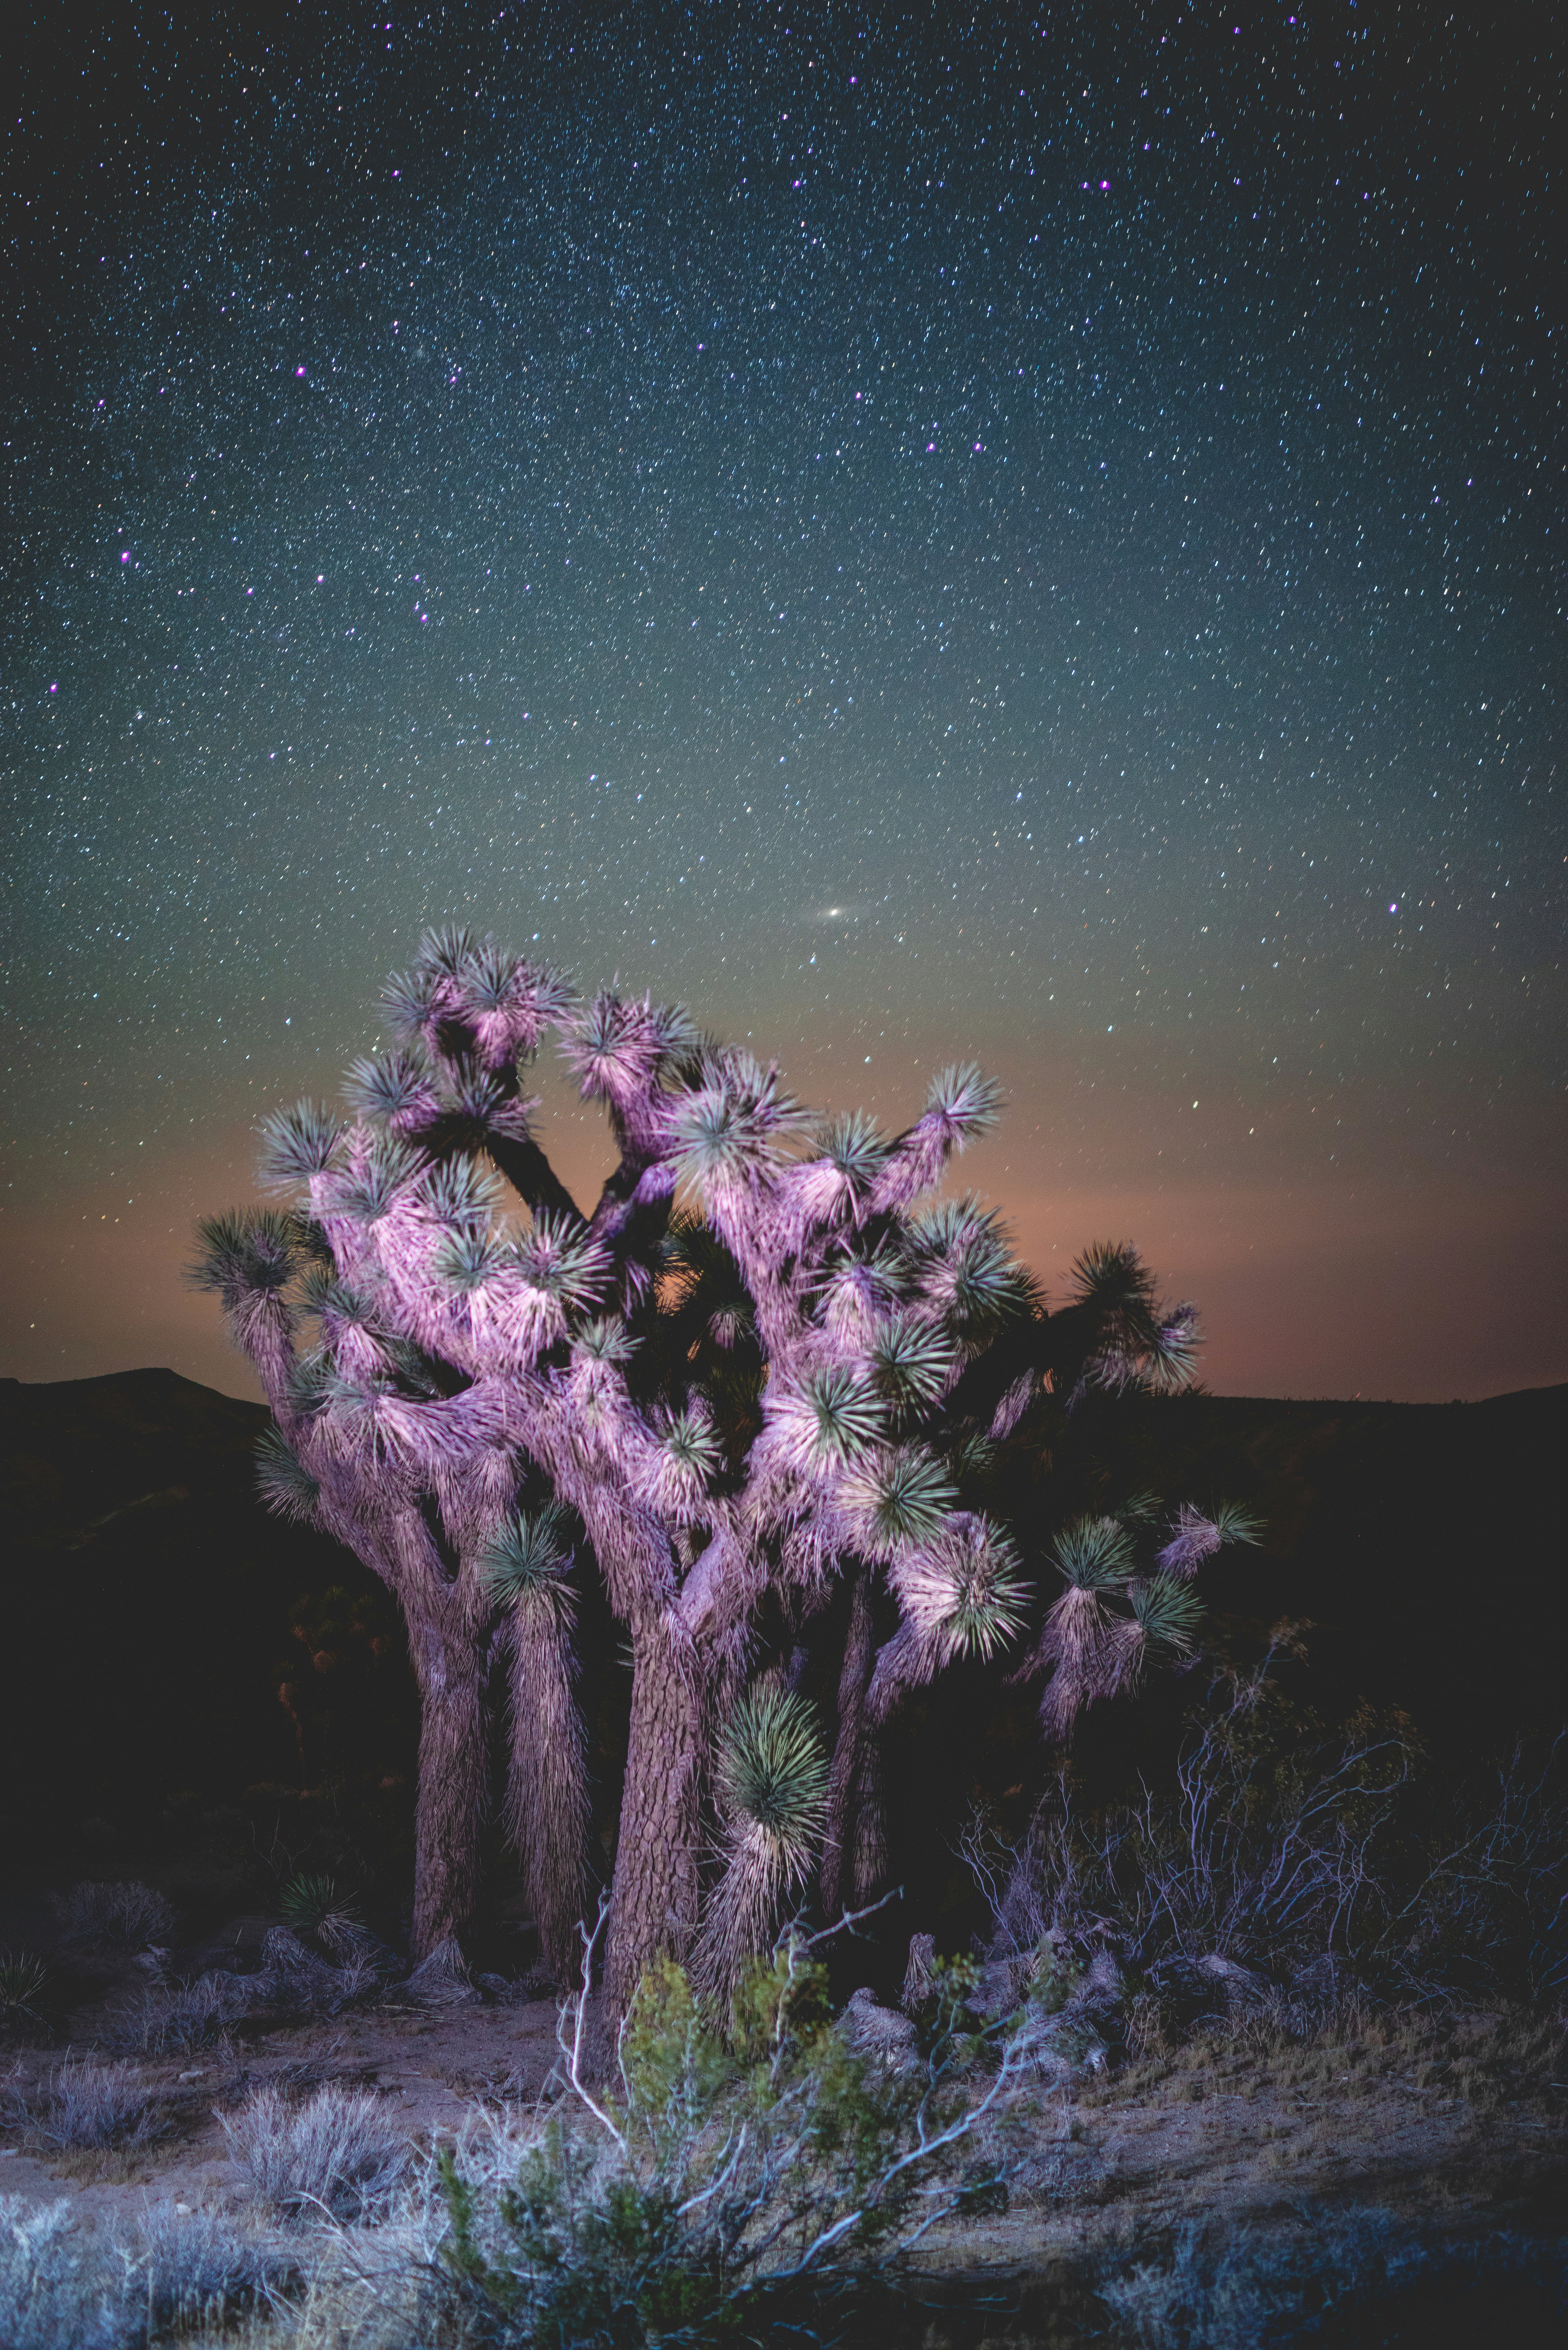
left=819, top=1564, right=875, bottom=1920
left=504, top=1606, right=589, bottom=1987
left=848, top=1727, right=891, bottom=1910
left=408, top=1612, right=492, bottom=1962
left=604, top=1620, right=703, bottom=2012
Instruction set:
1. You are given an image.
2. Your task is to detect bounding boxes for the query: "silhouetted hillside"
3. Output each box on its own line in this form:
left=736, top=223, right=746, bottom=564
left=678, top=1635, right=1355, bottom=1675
left=4, top=1368, right=1563, bottom=1907
left=0, top=1368, right=418, bottom=1879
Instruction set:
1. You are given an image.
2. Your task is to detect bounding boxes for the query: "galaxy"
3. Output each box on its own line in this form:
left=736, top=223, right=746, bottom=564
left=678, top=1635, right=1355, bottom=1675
left=3, top=1, right=1561, bottom=1401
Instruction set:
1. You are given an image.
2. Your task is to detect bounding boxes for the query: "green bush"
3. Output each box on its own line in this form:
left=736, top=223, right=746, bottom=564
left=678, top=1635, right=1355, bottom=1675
left=434, top=1933, right=1025, bottom=2346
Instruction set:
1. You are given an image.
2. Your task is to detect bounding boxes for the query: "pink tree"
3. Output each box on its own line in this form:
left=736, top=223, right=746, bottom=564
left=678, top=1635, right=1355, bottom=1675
left=194, top=927, right=1214, bottom=2004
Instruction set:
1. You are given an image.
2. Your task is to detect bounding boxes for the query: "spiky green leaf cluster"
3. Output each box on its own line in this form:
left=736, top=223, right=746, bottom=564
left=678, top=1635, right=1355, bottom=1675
left=418, top=922, right=481, bottom=978
left=256, top=1101, right=345, bottom=1190
left=815, top=1239, right=907, bottom=1331
left=865, top=1313, right=954, bottom=1413
left=1210, top=1501, right=1265, bottom=1549
left=515, top=1210, right=611, bottom=1308
left=903, top=1197, right=1032, bottom=1332
left=187, top=1209, right=301, bottom=1300
left=660, top=1405, right=723, bottom=1482
left=814, top=1109, right=891, bottom=1194
left=279, top=1872, right=362, bottom=1940
left=573, top=1315, right=639, bottom=1365
left=794, top=1366, right=885, bottom=1465
left=381, top=964, right=441, bottom=1039
left=335, top=1135, right=426, bottom=1222
left=924, top=1061, right=1005, bottom=1141
left=479, top=1505, right=574, bottom=1607
left=344, top=1048, right=434, bottom=1125
left=434, top=1228, right=504, bottom=1294
left=666, top=1053, right=806, bottom=1185
left=916, top=1524, right=1031, bottom=1662
left=1128, top=1573, right=1205, bottom=1652
left=463, top=941, right=520, bottom=1014
left=0, top=1950, right=50, bottom=2016
left=420, top=1151, right=502, bottom=1232
left=1052, top=1515, right=1137, bottom=1591
left=716, top=1689, right=828, bottom=1860
left=255, top=1426, right=321, bottom=1523
left=295, top=1267, right=377, bottom=1329
left=840, top=1447, right=956, bottom=1554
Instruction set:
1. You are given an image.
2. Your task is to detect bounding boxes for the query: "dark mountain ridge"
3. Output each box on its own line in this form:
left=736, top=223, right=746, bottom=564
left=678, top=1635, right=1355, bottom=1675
left=4, top=1367, right=1563, bottom=1906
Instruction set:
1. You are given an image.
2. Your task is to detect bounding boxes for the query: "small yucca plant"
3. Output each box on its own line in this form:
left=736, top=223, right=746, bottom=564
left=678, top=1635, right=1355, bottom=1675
left=692, top=1690, right=829, bottom=2009
left=279, top=1872, right=363, bottom=1945
left=0, top=1948, right=50, bottom=2022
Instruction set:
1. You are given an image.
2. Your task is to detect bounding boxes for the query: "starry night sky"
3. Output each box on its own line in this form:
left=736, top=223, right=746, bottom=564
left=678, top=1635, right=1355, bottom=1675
left=4, top=1, right=1562, bottom=1402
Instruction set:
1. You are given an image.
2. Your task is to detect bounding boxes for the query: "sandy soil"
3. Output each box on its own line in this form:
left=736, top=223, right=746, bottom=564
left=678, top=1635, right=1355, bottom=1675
left=4, top=1948, right=1563, bottom=2299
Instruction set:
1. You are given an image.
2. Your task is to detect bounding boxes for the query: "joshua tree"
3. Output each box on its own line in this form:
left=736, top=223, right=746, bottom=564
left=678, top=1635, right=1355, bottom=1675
left=194, top=927, right=1218, bottom=2002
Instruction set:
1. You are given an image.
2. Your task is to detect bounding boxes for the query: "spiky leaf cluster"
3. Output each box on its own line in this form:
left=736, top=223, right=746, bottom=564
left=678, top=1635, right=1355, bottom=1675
left=295, top=1267, right=378, bottom=1333
left=433, top=1229, right=504, bottom=1295
left=895, top=1519, right=1031, bottom=1662
left=187, top=1209, right=301, bottom=1302
left=815, top=1239, right=907, bottom=1333
left=780, top=1366, right=886, bottom=1468
left=660, top=1404, right=723, bottom=1484
left=256, top=1102, right=346, bottom=1191
left=515, top=1211, right=611, bottom=1310
left=904, top=1196, right=1033, bottom=1334
left=479, top=1505, right=574, bottom=1611
left=1052, top=1515, right=1137, bottom=1591
left=1069, top=1242, right=1203, bottom=1394
left=716, top=1689, right=828, bottom=1862
left=572, top=1315, right=638, bottom=1365
left=666, top=1052, right=807, bottom=1186
left=420, top=1152, right=503, bottom=1233
left=924, top=1061, right=1005, bottom=1143
left=344, top=1048, right=437, bottom=1126
left=839, top=1446, right=957, bottom=1557
left=334, top=1135, right=426, bottom=1223
left=1128, top=1573, right=1205, bottom=1653
left=255, top=1426, right=321, bottom=1522
left=564, top=991, right=692, bottom=1108
left=865, top=1313, right=954, bottom=1414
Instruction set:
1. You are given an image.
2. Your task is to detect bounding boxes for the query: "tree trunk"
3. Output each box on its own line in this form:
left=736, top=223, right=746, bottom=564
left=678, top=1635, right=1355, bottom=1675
left=605, top=1619, right=703, bottom=2012
left=820, top=1564, right=875, bottom=1920
left=848, top=1726, right=891, bottom=1909
left=408, top=1611, right=492, bottom=1961
left=504, top=1604, right=589, bottom=1986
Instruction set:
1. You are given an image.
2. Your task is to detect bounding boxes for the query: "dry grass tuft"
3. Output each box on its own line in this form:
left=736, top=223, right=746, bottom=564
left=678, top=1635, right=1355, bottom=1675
left=217, top=2081, right=410, bottom=2223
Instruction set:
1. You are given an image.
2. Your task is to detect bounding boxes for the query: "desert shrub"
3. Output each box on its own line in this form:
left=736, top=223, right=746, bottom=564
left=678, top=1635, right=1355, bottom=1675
left=991, top=1670, right=1415, bottom=1977
left=0, top=2193, right=290, bottom=2350
left=977, top=1666, right=1568, bottom=2011
left=0, top=1951, right=51, bottom=2026
left=429, top=1921, right=1025, bottom=2347
left=52, top=1882, right=176, bottom=1953
left=119, top=2199, right=292, bottom=2333
left=1097, top=2207, right=1568, bottom=2348
left=0, top=2194, right=133, bottom=2350
left=218, top=2083, right=410, bottom=2222
left=11, top=2059, right=162, bottom=2150
left=121, top=1971, right=256, bottom=2059
left=1388, top=1733, right=1568, bottom=2004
